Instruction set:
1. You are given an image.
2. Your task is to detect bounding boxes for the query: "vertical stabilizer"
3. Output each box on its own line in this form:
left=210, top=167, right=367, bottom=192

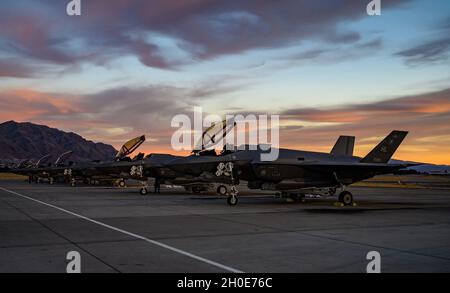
left=330, top=136, right=355, bottom=156
left=360, top=131, right=408, bottom=163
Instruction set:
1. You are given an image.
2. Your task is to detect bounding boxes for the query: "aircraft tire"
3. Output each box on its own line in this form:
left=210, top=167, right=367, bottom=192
left=217, top=185, right=228, bottom=195
left=338, top=191, right=353, bottom=206
left=140, top=187, right=148, bottom=195
left=227, top=195, right=238, bottom=206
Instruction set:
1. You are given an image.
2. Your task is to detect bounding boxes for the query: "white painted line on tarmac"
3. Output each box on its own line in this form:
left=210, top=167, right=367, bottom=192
left=0, top=186, right=244, bottom=273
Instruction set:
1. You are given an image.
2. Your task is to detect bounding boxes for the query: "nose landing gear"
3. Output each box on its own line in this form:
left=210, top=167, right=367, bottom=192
left=227, top=194, right=238, bottom=206
left=139, top=181, right=149, bottom=195
left=226, top=186, right=239, bottom=206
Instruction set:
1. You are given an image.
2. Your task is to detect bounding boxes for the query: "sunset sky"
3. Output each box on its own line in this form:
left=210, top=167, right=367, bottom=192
left=0, top=0, right=449, bottom=164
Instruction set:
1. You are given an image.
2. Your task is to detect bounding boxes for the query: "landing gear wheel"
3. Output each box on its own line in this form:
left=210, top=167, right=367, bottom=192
left=217, top=185, right=228, bottom=195
left=140, top=187, right=148, bottom=195
left=118, top=180, right=126, bottom=188
left=227, top=195, right=238, bottom=206
left=338, top=191, right=353, bottom=206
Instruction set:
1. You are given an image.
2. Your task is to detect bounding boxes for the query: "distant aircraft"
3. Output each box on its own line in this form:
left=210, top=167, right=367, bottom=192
left=163, top=130, right=414, bottom=206
left=5, top=135, right=146, bottom=186
left=5, top=150, right=74, bottom=184
left=57, top=135, right=147, bottom=186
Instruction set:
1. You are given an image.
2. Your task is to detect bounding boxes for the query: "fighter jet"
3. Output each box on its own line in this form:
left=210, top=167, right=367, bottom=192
left=57, top=135, right=147, bottom=186
left=4, top=135, right=146, bottom=186
left=118, top=121, right=357, bottom=196
left=4, top=151, right=74, bottom=184
left=163, top=130, right=414, bottom=206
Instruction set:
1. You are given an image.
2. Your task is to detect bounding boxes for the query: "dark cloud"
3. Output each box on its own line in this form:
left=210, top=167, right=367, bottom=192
left=0, top=59, right=37, bottom=78
left=325, top=31, right=361, bottom=44
left=282, top=88, right=450, bottom=121
left=396, top=37, right=450, bottom=65
left=280, top=38, right=383, bottom=68
left=356, top=38, right=383, bottom=49
left=395, top=15, right=450, bottom=65
left=0, top=80, right=246, bottom=148
left=0, top=0, right=410, bottom=73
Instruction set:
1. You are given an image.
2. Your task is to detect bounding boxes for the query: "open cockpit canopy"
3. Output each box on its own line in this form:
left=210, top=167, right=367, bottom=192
left=193, top=118, right=236, bottom=154
left=115, top=135, right=146, bottom=160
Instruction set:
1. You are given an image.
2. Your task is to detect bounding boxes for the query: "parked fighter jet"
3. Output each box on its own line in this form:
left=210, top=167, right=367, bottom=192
left=4, top=135, right=146, bottom=185
left=55, top=135, right=147, bottom=186
left=4, top=151, right=74, bottom=184
left=163, top=130, right=413, bottom=206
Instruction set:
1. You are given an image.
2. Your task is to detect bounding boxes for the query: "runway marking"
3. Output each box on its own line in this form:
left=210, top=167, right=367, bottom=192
left=0, top=186, right=243, bottom=273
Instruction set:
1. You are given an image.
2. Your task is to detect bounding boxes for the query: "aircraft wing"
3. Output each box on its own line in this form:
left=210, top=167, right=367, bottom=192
left=250, top=160, right=419, bottom=172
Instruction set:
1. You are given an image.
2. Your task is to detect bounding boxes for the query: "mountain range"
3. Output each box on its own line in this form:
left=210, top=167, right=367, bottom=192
left=0, top=121, right=117, bottom=163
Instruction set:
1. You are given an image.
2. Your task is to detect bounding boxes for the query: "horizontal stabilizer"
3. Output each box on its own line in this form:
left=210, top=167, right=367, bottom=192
left=360, top=130, right=408, bottom=163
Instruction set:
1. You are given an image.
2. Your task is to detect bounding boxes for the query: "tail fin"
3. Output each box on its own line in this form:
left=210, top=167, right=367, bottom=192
left=360, top=130, right=408, bottom=163
left=330, top=136, right=355, bottom=156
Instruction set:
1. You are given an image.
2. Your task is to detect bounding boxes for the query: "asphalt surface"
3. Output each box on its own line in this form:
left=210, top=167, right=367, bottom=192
left=1, top=180, right=450, bottom=273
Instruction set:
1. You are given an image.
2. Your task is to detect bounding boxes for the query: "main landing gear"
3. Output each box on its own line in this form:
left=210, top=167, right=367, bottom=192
left=217, top=185, right=228, bottom=196
left=333, top=172, right=355, bottom=206
left=338, top=190, right=354, bottom=206
left=227, top=194, right=238, bottom=206
left=118, top=179, right=126, bottom=188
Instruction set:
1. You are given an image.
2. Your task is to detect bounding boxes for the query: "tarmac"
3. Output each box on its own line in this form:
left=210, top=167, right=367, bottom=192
left=1, top=179, right=450, bottom=273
